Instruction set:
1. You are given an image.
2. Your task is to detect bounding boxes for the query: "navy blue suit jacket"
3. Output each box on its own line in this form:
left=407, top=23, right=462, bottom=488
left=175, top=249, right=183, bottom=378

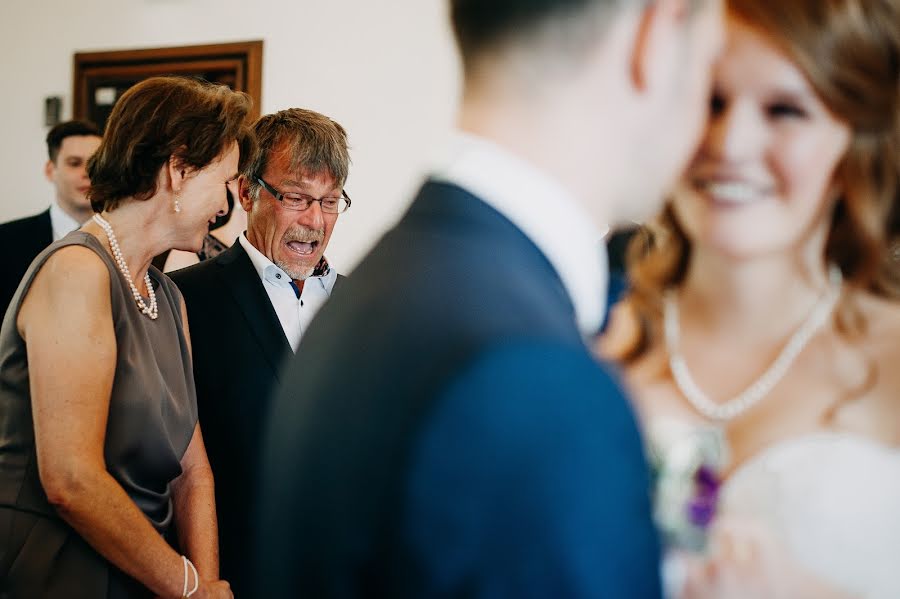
left=256, top=182, right=661, bottom=598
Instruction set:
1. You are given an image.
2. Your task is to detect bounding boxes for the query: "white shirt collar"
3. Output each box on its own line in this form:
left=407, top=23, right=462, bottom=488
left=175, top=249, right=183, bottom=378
left=431, top=131, right=608, bottom=336
left=239, top=233, right=337, bottom=351
left=49, top=202, right=84, bottom=241
left=238, top=233, right=336, bottom=293
left=240, top=233, right=294, bottom=288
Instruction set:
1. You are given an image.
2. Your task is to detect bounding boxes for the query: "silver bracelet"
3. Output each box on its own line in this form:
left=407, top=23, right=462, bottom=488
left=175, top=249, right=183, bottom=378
left=181, top=555, right=199, bottom=598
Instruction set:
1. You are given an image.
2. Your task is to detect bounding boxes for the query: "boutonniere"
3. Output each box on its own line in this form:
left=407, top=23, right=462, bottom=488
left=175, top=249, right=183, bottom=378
left=648, top=422, right=729, bottom=552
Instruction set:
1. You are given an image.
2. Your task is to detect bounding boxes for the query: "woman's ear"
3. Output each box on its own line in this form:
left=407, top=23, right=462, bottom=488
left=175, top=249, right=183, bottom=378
left=166, top=155, right=188, bottom=194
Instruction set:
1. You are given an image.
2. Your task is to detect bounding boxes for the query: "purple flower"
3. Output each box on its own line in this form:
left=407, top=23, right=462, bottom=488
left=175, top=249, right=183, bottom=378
left=649, top=423, right=729, bottom=551
left=695, top=465, right=720, bottom=494
left=687, top=494, right=716, bottom=527
left=686, top=465, right=720, bottom=527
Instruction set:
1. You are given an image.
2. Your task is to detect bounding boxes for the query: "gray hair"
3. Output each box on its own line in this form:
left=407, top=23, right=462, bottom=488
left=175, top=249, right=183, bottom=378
left=245, top=108, right=351, bottom=199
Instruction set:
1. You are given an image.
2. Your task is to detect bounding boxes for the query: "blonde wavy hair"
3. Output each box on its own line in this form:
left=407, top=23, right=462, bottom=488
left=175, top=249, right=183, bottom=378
left=615, top=0, right=900, bottom=364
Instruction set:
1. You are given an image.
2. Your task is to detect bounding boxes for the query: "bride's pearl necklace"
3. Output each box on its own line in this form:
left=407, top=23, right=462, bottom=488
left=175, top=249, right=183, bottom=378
left=92, top=213, right=158, bottom=320
left=663, top=266, right=842, bottom=422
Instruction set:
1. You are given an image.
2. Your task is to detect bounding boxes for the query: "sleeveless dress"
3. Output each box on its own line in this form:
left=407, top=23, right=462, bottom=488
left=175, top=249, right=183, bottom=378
left=719, top=432, right=900, bottom=598
left=0, top=231, right=198, bottom=598
left=654, top=422, right=900, bottom=598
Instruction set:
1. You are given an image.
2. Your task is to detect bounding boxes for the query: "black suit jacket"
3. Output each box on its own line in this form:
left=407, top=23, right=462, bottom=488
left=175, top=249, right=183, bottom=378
left=169, top=241, right=344, bottom=597
left=255, top=181, right=662, bottom=598
left=0, top=210, right=53, bottom=320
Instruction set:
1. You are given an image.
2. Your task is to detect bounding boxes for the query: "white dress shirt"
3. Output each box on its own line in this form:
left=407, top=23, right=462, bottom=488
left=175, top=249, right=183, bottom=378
left=238, top=233, right=337, bottom=352
left=431, top=132, right=609, bottom=337
left=49, top=202, right=83, bottom=241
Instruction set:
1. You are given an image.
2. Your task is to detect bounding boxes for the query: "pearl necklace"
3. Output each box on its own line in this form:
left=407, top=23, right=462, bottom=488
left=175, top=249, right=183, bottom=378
left=92, top=213, right=158, bottom=320
left=663, top=266, right=842, bottom=422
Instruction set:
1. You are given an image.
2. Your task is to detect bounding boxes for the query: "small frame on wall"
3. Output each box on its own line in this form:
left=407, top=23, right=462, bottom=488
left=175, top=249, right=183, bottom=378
left=73, top=40, right=263, bottom=131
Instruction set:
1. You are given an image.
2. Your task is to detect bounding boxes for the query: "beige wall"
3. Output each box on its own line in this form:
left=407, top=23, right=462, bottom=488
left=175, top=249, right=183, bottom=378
left=0, top=0, right=461, bottom=272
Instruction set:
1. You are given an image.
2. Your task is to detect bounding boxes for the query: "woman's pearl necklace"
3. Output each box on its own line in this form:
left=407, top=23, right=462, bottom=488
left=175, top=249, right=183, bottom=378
left=92, top=213, right=158, bottom=320
left=663, top=265, right=842, bottom=422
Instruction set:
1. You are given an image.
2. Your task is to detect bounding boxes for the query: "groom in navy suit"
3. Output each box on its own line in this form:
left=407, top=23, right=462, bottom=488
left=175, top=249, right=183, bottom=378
left=256, top=0, right=724, bottom=596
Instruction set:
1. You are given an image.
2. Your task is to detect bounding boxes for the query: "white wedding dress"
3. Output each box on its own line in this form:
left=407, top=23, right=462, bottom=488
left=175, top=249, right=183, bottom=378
left=715, top=432, right=900, bottom=598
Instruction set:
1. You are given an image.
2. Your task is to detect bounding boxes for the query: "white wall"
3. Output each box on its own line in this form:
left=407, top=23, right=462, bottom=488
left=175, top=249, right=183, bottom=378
left=0, top=0, right=461, bottom=272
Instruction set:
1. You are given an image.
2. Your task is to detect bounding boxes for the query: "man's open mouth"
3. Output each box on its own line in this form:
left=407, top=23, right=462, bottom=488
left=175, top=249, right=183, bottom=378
left=286, top=240, right=319, bottom=256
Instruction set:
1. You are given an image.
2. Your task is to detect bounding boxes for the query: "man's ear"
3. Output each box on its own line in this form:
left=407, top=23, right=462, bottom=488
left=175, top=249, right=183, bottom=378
left=629, top=0, right=688, bottom=92
left=44, top=159, right=55, bottom=183
left=237, top=175, right=255, bottom=212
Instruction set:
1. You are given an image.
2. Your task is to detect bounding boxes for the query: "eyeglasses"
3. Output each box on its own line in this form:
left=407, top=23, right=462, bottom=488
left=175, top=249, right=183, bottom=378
left=256, top=177, right=351, bottom=214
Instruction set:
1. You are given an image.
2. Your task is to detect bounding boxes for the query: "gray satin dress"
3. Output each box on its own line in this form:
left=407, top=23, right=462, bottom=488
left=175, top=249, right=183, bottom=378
left=0, top=232, right=198, bottom=598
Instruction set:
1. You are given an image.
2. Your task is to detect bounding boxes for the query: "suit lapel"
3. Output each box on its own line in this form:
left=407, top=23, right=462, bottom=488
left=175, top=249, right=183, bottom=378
left=37, top=209, right=53, bottom=247
left=216, top=242, right=293, bottom=381
left=332, top=273, right=347, bottom=295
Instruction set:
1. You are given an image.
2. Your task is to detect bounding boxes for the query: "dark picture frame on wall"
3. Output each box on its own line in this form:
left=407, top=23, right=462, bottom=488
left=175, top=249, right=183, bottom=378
left=73, top=40, right=263, bottom=131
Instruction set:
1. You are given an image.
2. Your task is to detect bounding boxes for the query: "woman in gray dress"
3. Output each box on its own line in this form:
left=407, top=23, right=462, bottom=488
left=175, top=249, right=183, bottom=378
left=0, top=76, right=254, bottom=598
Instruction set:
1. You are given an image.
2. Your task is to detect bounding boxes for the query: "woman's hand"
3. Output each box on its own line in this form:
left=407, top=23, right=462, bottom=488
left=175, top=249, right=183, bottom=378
left=681, top=518, right=856, bottom=599
left=155, top=579, right=232, bottom=599
left=192, top=579, right=233, bottom=599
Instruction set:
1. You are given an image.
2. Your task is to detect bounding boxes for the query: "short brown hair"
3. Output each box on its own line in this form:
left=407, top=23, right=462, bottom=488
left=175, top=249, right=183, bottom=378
left=244, top=108, right=350, bottom=199
left=46, top=120, right=101, bottom=163
left=450, top=0, right=706, bottom=76
left=87, top=76, right=256, bottom=212
left=451, top=0, right=616, bottom=75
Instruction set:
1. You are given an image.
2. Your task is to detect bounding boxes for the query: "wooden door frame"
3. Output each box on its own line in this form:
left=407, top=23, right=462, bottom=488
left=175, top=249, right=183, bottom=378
left=73, top=40, right=263, bottom=122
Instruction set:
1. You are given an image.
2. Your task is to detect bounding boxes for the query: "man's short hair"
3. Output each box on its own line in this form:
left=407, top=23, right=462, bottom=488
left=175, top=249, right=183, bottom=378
left=46, top=120, right=101, bottom=163
left=245, top=108, right=351, bottom=199
left=451, top=0, right=696, bottom=74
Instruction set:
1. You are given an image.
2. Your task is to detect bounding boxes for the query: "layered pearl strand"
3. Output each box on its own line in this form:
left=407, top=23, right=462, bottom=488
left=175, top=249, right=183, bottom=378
left=92, top=213, right=158, bottom=320
left=663, top=265, right=842, bottom=422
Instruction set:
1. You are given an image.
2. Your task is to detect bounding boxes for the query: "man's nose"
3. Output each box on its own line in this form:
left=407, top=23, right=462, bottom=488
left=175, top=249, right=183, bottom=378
left=299, top=200, right=325, bottom=228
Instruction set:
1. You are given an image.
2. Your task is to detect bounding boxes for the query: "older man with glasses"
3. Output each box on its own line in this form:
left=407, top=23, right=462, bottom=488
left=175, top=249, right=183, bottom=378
left=169, top=107, right=351, bottom=599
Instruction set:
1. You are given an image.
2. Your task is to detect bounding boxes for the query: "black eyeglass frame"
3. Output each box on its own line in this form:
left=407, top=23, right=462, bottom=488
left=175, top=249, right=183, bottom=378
left=255, top=176, right=351, bottom=214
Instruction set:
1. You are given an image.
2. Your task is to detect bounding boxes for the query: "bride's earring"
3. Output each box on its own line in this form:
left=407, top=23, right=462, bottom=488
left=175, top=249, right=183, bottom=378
left=174, top=192, right=182, bottom=213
